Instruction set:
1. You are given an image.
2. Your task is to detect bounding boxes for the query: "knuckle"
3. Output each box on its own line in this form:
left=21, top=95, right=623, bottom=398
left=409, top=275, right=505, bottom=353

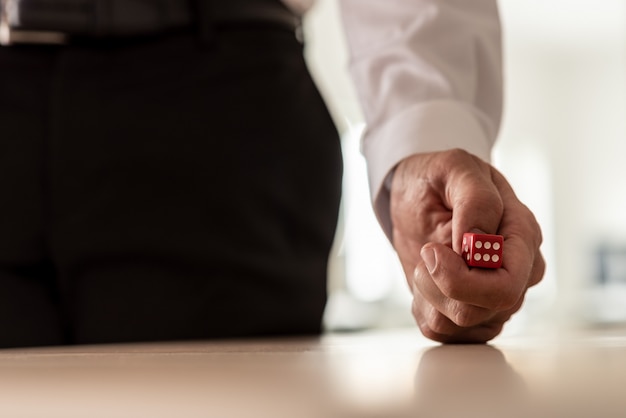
left=421, top=328, right=447, bottom=343
left=411, top=299, right=421, bottom=320
left=435, top=278, right=463, bottom=302
left=523, top=203, right=544, bottom=248
left=452, top=305, right=486, bottom=328
left=413, top=302, right=449, bottom=342
left=426, top=311, right=453, bottom=335
left=426, top=321, right=448, bottom=336
left=443, top=148, right=473, bottom=164
left=492, top=291, right=522, bottom=311
left=455, top=187, right=504, bottom=225
left=534, top=217, right=544, bottom=245
left=530, top=255, right=547, bottom=287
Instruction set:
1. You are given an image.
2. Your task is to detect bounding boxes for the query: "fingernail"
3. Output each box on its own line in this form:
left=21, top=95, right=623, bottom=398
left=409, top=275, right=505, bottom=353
left=421, top=247, right=436, bottom=274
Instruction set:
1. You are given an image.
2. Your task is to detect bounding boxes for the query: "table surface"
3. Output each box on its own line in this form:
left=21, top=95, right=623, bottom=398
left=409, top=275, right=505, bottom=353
left=1, top=326, right=625, bottom=418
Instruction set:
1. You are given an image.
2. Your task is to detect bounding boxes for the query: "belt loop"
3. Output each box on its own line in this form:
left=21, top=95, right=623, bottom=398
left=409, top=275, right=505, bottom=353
left=189, top=0, right=214, bottom=47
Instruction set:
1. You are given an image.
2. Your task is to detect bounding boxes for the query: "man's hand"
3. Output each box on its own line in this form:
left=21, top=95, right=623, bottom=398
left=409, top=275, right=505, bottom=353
left=390, top=149, right=545, bottom=343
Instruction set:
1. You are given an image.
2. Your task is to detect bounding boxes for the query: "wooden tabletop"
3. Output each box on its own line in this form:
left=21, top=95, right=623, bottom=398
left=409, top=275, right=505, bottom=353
left=0, top=327, right=625, bottom=417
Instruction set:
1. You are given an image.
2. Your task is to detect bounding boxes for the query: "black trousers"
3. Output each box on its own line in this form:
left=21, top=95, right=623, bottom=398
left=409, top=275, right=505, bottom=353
left=0, top=27, right=342, bottom=347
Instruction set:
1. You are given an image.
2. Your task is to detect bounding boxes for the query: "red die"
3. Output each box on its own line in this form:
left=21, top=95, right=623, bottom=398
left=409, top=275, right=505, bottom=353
left=462, top=233, right=503, bottom=269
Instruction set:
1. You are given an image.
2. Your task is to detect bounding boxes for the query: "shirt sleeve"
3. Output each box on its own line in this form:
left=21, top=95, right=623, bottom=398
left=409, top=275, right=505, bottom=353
left=338, top=0, right=503, bottom=240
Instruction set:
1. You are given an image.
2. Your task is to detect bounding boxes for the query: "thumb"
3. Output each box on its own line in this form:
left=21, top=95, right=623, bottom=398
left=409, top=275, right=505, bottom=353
left=420, top=242, right=469, bottom=281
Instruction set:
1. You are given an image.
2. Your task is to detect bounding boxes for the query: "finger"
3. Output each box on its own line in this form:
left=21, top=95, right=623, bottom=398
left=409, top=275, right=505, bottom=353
left=412, top=292, right=460, bottom=339
left=424, top=242, right=527, bottom=311
left=417, top=296, right=521, bottom=344
left=498, top=222, right=544, bottom=290
left=413, top=257, right=495, bottom=328
left=413, top=294, right=505, bottom=344
left=412, top=259, right=528, bottom=343
left=420, top=322, right=504, bottom=344
left=528, top=249, right=545, bottom=288
left=488, top=168, right=546, bottom=290
left=439, top=150, right=504, bottom=253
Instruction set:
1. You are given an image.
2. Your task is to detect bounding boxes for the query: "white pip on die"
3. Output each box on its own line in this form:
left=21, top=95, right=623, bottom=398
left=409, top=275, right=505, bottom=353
left=462, top=233, right=503, bottom=269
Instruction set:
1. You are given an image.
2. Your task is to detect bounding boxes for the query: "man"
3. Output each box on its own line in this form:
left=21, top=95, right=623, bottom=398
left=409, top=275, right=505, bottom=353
left=340, top=0, right=545, bottom=342
left=0, top=0, right=543, bottom=347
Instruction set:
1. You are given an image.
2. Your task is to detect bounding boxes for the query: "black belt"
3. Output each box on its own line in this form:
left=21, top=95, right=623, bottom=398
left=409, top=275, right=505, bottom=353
left=0, top=0, right=300, bottom=45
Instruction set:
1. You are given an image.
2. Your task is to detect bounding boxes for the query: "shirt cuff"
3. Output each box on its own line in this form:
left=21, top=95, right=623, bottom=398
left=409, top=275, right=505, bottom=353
left=363, top=99, right=495, bottom=241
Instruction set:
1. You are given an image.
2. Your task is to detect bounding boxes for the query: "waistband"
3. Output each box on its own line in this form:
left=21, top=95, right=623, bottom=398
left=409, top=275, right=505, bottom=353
left=0, top=0, right=300, bottom=45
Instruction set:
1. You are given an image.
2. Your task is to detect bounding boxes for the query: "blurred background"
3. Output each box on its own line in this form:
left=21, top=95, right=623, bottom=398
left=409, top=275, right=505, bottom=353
left=302, top=0, right=626, bottom=336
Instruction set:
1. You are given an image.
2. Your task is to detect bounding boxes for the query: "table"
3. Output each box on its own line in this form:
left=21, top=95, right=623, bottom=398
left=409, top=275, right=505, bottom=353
left=0, top=327, right=625, bottom=417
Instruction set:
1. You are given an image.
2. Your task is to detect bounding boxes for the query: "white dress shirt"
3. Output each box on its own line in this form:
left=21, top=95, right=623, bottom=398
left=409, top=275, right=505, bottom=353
left=286, top=0, right=503, bottom=237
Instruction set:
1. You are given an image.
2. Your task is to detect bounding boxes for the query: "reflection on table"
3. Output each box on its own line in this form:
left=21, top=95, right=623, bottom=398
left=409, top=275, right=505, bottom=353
left=0, top=328, right=625, bottom=417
